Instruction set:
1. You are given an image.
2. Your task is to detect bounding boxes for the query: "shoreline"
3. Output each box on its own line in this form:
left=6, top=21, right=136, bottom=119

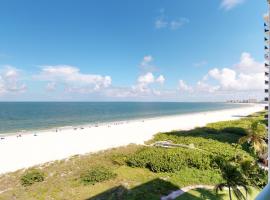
left=0, top=103, right=258, bottom=137
left=0, top=104, right=264, bottom=174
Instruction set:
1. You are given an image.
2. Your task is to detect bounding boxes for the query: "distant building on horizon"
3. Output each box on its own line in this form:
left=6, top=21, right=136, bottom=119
left=226, top=99, right=258, bottom=103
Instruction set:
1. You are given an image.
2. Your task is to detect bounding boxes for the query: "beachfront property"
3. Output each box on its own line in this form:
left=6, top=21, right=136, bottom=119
left=226, top=99, right=258, bottom=103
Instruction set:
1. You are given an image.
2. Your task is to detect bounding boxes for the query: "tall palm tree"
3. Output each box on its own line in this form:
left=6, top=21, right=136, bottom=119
left=239, top=121, right=267, bottom=154
left=215, top=163, right=249, bottom=200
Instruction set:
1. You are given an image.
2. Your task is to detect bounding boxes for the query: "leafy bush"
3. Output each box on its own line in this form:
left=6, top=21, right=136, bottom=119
left=80, top=166, right=117, bottom=185
left=221, top=127, right=246, bottom=136
left=127, top=116, right=257, bottom=173
left=20, top=170, right=45, bottom=186
left=110, top=153, right=128, bottom=166
left=127, top=147, right=212, bottom=173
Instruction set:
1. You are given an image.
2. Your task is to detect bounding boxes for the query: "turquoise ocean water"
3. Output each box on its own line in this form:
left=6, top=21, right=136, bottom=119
left=0, top=102, right=248, bottom=134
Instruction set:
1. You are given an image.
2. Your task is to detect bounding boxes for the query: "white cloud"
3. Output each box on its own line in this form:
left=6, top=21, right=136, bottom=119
left=205, top=52, right=264, bottom=91
left=134, top=72, right=164, bottom=93
left=178, top=52, right=264, bottom=96
left=221, top=0, right=245, bottom=10
left=140, top=55, right=158, bottom=72
left=155, top=19, right=168, bottom=29
left=196, top=81, right=220, bottom=93
left=234, top=52, right=263, bottom=73
left=178, top=80, right=193, bottom=92
left=137, top=72, right=155, bottom=85
left=155, top=10, right=189, bottom=30
left=208, top=67, right=264, bottom=91
left=140, top=55, right=153, bottom=67
left=170, top=18, right=189, bottom=30
left=201, top=52, right=264, bottom=92
left=156, top=75, right=165, bottom=84
left=0, top=66, right=26, bottom=94
left=37, top=65, right=112, bottom=93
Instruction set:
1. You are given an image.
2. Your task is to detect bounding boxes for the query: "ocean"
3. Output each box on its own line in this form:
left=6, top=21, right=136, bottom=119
left=0, top=102, right=248, bottom=134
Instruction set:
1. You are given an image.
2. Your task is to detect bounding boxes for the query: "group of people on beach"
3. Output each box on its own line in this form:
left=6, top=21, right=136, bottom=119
left=0, top=119, right=146, bottom=142
left=0, top=132, right=39, bottom=141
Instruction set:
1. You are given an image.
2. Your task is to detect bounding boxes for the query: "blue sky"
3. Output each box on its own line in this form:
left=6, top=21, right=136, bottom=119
left=0, top=0, right=267, bottom=101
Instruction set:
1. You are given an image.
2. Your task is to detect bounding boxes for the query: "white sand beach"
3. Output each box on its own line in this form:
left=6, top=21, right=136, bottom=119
left=0, top=104, right=264, bottom=174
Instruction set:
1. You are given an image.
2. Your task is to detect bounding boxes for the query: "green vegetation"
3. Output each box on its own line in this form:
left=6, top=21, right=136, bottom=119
left=80, top=166, right=117, bottom=185
left=239, top=121, right=267, bottom=157
left=127, top=147, right=213, bottom=172
left=176, top=188, right=261, bottom=200
left=215, top=162, right=249, bottom=200
left=20, top=170, right=45, bottom=186
left=0, top=111, right=267, bottom=200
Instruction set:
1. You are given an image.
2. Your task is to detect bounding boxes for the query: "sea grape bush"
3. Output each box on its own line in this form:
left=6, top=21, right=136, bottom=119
left=20, top=169, right=45, bottom=186
left=127, top=147, right=212, bottom=173
left=80, top=166, right=117, bottom=185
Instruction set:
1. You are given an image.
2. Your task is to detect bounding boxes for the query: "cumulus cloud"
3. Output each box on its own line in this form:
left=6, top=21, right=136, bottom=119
left=178, top=52, right=264, bottom=95
left=204, top=53, right=264, bottom=91
left=178, top=80, right=193, bottom=92
left=140, top=55, right=153, bottom=66
left=234, top=52, right=264, bottom=73
left=137, top=72, right=155, bottom=85
left=0, top=66, right=26, bottom=94
left=104, top=73, right=165, bottom=98
left=37, top=65, right=112, bottom=93
left=221, top=0, right=245, bottom=10
left=207, top=67, right=263, bottom=91
left=196, top=81, right=220, bottom=93
left=133, top=72, right=165, bottom=93
left=140, top=55, right=157, bottom=72
left=156, top=75, right=165, bottom=84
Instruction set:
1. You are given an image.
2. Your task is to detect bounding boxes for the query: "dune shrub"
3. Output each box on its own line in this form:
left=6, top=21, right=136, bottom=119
left=20, top=169, right=45, bottom=186
left=126, top=147, right=212, bottom=173
left=111, top=153, right=128, bottom=166
left=80, top=166, right=117, bottom=185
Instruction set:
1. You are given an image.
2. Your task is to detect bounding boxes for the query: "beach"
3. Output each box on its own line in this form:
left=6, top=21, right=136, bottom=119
left=0, top=104, right=264, bottom=174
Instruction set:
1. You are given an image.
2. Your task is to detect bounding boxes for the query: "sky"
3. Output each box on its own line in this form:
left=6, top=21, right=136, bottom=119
left=0, top=0, right=267, bottom=101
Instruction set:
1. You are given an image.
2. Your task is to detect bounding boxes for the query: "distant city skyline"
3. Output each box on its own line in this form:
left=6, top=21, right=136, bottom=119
left=0, top=0, right=266, bottom=101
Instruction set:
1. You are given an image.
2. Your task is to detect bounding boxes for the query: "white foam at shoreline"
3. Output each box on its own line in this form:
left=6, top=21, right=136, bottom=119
left=0, top=104, right=264, bottom=174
